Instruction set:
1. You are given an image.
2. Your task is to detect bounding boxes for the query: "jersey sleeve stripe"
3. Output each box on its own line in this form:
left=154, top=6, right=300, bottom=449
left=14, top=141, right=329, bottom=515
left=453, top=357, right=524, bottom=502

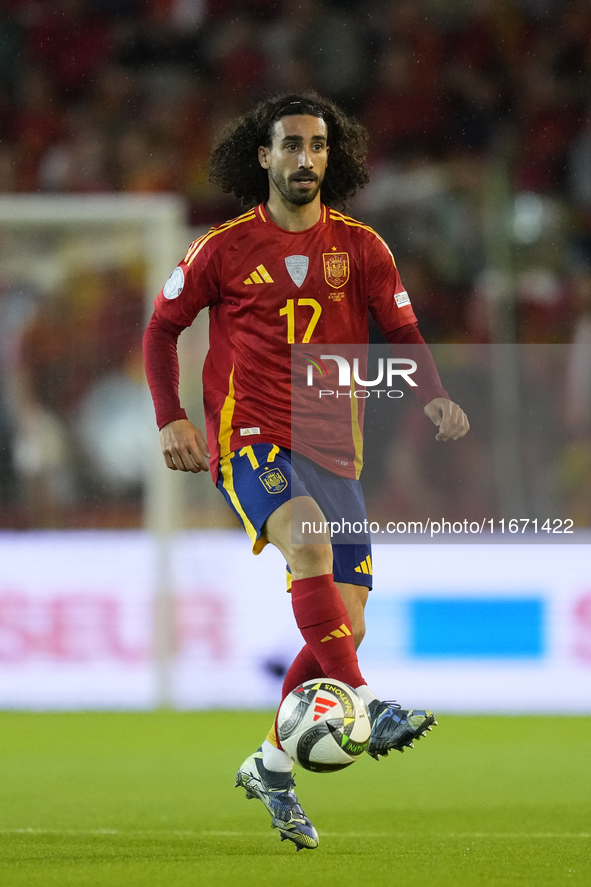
left=185, top=212, right=257, bottom=266
left=328, top=211, right=396, bottom=264
left=329, top=209, right=387, bottom=241
left=183, top=231, right=210, bottom=264
left=184, top=209, right=256, bottom=263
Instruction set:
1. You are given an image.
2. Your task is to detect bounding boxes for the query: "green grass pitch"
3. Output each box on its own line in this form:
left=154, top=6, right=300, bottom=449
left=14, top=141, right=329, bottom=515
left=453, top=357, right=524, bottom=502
left=0, top=712, right=589, bottom=887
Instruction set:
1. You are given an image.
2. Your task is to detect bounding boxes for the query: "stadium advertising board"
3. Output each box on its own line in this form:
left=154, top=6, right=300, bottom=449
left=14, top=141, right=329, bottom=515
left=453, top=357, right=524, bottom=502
left=0, top=531, right=589, bottom=712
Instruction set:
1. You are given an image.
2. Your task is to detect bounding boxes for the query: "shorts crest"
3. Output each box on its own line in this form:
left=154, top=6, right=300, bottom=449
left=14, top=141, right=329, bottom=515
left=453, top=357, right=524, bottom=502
left=259, top=467, right=288, bottom=494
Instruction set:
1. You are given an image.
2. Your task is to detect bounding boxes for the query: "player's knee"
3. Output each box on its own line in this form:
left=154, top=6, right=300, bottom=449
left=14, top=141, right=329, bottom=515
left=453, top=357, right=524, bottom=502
left=288, top=542, right=333, bottom=581
left=351, top=617, right=366, bottom=649
left=349, top=611, right=365, bottom=649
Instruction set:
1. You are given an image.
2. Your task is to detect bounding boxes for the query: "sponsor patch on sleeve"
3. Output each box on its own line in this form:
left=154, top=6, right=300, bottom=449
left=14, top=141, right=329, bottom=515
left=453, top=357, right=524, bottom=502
left=394, top=290, right=411, bottom=308
left=163, top=266, right=185, bottom=300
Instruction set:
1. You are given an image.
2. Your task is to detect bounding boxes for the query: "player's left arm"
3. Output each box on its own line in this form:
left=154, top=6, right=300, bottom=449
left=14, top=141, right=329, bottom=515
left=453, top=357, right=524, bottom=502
left=424, top=396, right=469, bottom=441
left=366, top=239, right=469, bottom=442
left=386, top=324, right=469, bottom=442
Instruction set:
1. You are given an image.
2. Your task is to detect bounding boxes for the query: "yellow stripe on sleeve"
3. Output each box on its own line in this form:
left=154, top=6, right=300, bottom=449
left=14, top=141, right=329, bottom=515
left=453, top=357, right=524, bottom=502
left=183, top=231, right=209, bottom=264
left=186, top=212, right=257, bottom=267
left=329, top=211, right=396, bottom=265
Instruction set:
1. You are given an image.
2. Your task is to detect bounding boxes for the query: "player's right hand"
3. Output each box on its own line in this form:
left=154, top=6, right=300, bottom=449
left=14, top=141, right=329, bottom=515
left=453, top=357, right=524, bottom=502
left=159, top=419, right=211, bottom=472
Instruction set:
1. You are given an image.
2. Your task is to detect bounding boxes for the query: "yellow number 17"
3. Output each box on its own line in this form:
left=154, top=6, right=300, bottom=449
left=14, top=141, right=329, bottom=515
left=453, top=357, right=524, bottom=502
left=279, top=298, right=322, bottom=344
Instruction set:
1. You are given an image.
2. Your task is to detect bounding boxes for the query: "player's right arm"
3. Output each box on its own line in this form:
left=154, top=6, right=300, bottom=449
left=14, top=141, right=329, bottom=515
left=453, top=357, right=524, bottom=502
left=143, top=235, right=220, bottom=472
left=159, top=418, right=210, bottom=472
left=143, top=311, right=211, bottom=472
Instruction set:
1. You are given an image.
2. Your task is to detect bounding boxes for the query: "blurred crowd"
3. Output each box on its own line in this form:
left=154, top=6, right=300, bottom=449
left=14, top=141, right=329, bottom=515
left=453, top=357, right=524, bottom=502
left=1, top=0, right=591, bottom=527
left=1, top=0, right=591, bottom=338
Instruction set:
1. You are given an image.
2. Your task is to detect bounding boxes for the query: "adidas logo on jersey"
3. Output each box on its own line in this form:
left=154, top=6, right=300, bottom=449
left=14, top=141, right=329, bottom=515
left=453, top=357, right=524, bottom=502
left=244, top=264, right=274, bottom=284
left=354, top=555, right=373, bottom=576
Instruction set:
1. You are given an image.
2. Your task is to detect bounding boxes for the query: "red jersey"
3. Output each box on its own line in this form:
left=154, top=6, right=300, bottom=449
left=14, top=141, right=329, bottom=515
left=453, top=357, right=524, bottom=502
left=151, top=203, right=432, bottom=483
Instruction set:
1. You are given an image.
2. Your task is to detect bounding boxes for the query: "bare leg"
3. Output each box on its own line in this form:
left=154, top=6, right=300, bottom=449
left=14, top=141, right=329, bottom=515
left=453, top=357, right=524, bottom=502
left=335, top=581, right=369, bottom=649
left=264, top=494, right=333, bottom=579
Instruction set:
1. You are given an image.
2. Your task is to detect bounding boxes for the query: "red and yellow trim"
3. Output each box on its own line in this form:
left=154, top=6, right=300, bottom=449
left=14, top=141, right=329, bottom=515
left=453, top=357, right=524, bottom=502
left=219, top=452, right=260, bottom=551
left=218, top=380, right=269, bottom=554
left=218, top=366, right=236, bottom=458
left=184, top=210, right=257, bottom=267
left=257, top=202, right=328, bottom=225
left=350, top=376, right=364, bottom=479
left=329, top=209, right=397, bottom=265
left=218, top=367, right=258, bottom=548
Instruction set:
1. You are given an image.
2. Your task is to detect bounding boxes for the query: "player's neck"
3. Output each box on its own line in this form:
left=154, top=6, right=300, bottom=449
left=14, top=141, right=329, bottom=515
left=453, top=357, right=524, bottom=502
left=264, top=193, right=322, bottom=232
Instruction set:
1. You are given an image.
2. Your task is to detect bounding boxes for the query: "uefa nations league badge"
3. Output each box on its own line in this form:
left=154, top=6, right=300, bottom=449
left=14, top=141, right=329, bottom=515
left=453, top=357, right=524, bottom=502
left=163, top=266, right=185, bottom=299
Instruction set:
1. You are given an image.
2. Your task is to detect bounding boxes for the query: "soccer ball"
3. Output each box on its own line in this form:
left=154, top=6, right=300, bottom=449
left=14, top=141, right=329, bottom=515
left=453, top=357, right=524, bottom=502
left=277, top=679, right=371, bottom=772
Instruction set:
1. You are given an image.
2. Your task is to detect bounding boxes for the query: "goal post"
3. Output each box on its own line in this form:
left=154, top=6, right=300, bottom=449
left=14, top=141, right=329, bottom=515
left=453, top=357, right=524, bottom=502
left=0, top=194, right=193, bottom=707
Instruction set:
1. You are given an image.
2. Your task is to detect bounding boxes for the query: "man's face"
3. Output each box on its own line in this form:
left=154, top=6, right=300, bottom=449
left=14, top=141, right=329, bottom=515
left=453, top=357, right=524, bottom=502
left=258, top=115, right=329, bottom=206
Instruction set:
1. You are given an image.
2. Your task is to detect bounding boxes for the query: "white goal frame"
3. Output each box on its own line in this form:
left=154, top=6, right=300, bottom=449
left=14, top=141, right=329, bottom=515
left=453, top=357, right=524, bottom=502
left=0, top=194, right=187, bottom=707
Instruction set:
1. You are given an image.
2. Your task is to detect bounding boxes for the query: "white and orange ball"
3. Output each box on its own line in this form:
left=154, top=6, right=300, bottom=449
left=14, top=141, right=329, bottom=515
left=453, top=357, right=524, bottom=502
left=277, top=679, right=371, bottom=772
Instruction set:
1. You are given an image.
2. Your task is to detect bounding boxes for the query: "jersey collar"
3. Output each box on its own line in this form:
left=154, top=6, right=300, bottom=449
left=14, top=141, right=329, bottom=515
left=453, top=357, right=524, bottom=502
left=257, top=202, right=328, bottom=229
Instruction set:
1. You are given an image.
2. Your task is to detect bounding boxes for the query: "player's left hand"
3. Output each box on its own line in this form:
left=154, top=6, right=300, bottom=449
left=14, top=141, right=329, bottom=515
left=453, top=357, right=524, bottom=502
left=424, top=397, right=469, bottom=441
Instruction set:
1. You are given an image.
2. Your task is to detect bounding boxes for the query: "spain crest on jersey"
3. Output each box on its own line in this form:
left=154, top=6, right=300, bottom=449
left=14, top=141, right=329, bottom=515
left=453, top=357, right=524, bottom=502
left=323, top=252, right=349, bottom=288
left=259, top=467, right=288, bottom=494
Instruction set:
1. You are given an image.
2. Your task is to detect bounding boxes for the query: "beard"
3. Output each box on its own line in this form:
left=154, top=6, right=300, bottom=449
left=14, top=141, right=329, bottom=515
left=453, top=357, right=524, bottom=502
left=270, top=168, right=323, bottom=206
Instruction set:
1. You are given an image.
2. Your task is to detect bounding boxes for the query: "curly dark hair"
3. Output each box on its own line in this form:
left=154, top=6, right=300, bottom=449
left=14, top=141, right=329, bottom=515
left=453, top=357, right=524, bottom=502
left=209, top=90, right=369, bottom=209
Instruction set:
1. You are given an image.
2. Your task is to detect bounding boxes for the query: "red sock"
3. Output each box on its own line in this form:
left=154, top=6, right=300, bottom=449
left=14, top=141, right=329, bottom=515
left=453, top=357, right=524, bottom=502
left=281, top=645, right=324, bottom=700
left=290, top=574, right=366, bottom=690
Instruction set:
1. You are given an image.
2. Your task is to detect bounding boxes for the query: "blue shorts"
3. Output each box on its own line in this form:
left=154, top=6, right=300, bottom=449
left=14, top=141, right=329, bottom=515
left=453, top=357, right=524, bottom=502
left=217, top=443, right=373, bottom=588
